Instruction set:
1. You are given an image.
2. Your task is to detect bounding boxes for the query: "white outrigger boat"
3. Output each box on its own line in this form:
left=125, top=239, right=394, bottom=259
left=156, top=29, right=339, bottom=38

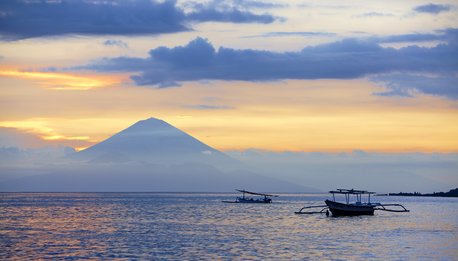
left=222, top=189, right=279, bottom=204
left=295, top=189, right=409, bottom=216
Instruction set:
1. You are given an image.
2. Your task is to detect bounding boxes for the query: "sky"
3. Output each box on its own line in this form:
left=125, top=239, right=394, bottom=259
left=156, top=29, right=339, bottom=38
left=1, top=0, right=457, bottom=153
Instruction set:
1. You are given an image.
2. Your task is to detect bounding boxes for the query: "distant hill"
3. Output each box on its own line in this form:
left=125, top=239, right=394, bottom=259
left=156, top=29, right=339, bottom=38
left=389, top=188, right=458, bottom=197
left=1, top=117, right=308, bottom=192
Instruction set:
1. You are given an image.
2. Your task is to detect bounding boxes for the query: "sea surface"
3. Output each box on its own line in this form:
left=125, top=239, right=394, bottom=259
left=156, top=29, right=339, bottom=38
left=1, top=193, right=457, bottom=260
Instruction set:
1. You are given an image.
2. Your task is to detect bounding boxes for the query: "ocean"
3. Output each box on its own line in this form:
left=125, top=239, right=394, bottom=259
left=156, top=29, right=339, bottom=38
left=1, top=193, right=457, bottom=260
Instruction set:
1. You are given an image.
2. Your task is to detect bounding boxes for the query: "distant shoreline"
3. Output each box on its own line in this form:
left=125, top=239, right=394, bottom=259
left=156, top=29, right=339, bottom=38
left=389, top=188, right=458, bottom=198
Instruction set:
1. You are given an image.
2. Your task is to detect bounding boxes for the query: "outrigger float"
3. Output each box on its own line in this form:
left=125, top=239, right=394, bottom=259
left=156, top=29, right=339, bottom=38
left=222, top=189, right=279, bottom=203
left=295, top=189, right=409, bottom=216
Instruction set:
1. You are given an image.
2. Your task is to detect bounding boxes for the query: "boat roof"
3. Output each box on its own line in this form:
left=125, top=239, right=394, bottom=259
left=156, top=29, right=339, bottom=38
left=236, top=189, right=279, bottom=197
left=329, top=189, right=375, bottom=195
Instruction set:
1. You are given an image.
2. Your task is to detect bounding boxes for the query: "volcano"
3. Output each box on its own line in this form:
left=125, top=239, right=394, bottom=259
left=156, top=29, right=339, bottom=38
left=76, top=117, right=239, bottom=170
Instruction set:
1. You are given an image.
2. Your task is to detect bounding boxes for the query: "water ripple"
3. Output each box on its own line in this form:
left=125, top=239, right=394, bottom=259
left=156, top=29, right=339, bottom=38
left=0, top=193, right=457, bottom=260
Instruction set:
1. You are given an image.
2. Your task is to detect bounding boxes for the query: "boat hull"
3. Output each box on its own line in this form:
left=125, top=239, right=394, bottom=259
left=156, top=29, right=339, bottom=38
left=237, top=198, right=271, bottom=203
left=222, top=198, right=271, bottom=203
left=325, top=200, right=375, bottom=216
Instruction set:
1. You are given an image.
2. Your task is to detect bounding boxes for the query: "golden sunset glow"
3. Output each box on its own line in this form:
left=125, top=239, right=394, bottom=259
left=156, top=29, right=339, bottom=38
left=0, top=119, right=91, bottom=143
left=167, top=81, right=458, bottom=153
left=0, top=69, right=119, bottom=90
left=1, top=79, right=457, bottom=152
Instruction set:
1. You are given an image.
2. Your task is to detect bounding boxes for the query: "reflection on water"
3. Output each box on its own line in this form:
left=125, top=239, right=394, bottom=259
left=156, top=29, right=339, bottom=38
left=1, top=193, right=457, bottom=259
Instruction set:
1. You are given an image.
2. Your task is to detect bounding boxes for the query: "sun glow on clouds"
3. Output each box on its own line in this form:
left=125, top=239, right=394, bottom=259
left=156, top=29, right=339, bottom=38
left=0, top=77, right=457, bottom=153
left=0, top=70, right=119, bottom=90
left=0, top=119, right=90, bottom=143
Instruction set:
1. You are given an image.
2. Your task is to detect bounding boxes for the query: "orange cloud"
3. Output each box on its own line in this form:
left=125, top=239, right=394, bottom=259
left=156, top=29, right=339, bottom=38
left=0, top=69, right=119, bottom=90
left=0, top=119, right=91, bottom=143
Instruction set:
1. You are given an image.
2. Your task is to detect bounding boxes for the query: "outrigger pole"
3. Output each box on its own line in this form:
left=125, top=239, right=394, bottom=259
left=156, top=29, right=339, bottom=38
left=294, top=205, right=329, bottom=215
left=373, top=203, right=410, bottom=212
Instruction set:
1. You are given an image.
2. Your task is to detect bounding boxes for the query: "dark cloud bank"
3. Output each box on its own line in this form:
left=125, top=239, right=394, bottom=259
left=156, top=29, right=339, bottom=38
left=81, top=29, right=458, bottom=98
left=2, top=0, right=455, bottom=99
left=413, top=3, right=451, bottom=14
left=0, top=0, right=278, bottom=40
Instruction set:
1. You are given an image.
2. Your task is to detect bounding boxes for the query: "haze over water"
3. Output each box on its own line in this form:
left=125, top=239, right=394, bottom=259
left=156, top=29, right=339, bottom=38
left=1, top=193, right=457, bottom=260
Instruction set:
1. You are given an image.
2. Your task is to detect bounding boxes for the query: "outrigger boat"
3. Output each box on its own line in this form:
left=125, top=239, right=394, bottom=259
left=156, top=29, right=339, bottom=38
left=295, top=189, right=409, bottom=216
left=222, top=189, right=279, bottom=203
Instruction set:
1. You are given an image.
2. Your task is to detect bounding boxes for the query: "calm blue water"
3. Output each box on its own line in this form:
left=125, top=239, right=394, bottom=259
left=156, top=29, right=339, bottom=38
left=1, top=193, right=457, bottom=260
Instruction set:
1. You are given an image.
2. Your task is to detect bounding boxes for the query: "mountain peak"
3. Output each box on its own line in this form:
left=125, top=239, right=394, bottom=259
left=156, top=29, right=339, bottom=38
left=140, top=117, right=165, bottom=123
left=84, top=117, right=190, bottom=151
left=130, top=117, right=170, bottom=128
left=116, top=117, right=182, bottom=137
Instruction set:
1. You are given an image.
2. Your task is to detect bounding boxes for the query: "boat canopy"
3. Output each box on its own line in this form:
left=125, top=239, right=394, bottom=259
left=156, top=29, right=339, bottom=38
left=329, top=189, right=375, bottom=194
left=236, top=189, right=279, bottom=197
left=329, top=189, right=375, bottom=204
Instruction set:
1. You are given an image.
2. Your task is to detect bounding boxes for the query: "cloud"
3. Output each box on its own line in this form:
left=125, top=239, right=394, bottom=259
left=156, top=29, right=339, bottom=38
left=372, top=73, right=458, bottom=99
left=76, top=29, right=458, bottom=98
left=0, top=121, right=93, bottom=149
left=0, top=69, right=118, bottom=90
left=74, top=57, right=149, bottom=73
left=357, top=12, right=394, bottom=18
left=232, top=0, right=287, bottom=9
left=184, top=0, right=280, bottom=24
left=377, top=33, right=443, bottom=43
left=245, top=31, right=336, bottom=38
left=186, top=8, right=276, bottom=24
left=103, top=39, right=128, bottom=49
left=0, top=0, right=278, bottom=40
left=367, top=28, right=458, bottom=44
left=185, top=104, right=235, bottom=110
left=183, top=0, right=286, bottom=12
left=0, top=127, right=49, bottom=148
left=413, top=3, right=451, bottom=14
left=0, top=0, right=187, bottom=40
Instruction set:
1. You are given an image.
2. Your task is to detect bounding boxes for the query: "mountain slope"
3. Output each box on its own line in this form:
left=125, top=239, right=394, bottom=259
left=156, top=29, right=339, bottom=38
left=75, top=117, right=239, bottom=170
